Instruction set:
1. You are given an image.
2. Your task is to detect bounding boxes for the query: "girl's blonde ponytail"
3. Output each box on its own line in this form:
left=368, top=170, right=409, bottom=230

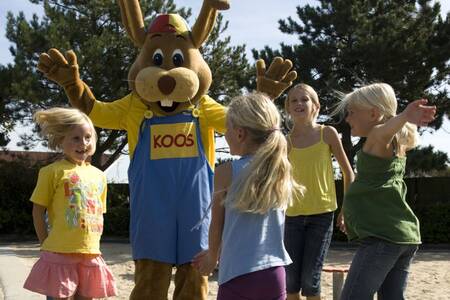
left=225, top=92, right=304, bottom=214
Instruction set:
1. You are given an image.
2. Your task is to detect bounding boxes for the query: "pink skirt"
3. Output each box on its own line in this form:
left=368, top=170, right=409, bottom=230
left=23, top=251, right=117, bottom=298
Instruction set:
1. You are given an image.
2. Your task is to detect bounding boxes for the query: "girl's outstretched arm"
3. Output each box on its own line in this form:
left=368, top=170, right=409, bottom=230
left=192, top=162, right=231, bottom=276
left=371, top=99, right=436, bottom=147
left=32, top=203, right=48, bottom=245
left=324, top=126, right=354, bottom=233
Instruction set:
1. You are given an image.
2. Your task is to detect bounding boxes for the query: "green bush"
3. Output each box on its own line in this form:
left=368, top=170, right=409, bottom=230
left=104, top=184, right=130, bottom=237
left=412, top=203, right=450, bottom=243
left=0, top=159, right=40, bottom=234
left=0, top=159, right=130, bottom=237
left=0, top=160, right=448, bottom=244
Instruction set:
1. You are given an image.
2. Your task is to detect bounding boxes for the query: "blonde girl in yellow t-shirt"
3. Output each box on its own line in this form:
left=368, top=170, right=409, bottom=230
left=23, top=107, right=117, bottom=300
left=284, top=84, right=354, bottom=300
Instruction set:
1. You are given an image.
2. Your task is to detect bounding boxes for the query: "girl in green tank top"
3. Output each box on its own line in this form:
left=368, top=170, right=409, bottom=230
left=333, top=83, right=436, bottom=300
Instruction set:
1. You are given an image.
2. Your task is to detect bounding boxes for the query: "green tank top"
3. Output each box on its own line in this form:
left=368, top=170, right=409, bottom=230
left=343, top=150, right=421, bottom=244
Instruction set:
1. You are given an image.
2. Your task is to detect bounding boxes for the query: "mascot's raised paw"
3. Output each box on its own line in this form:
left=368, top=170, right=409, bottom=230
left=38, top=48, right=92, bottom=112
left=37, top=48, right=81, bottom=88
left=206, top=0, right=230, bottom=10
left=256, top=57, right=297, bottom=100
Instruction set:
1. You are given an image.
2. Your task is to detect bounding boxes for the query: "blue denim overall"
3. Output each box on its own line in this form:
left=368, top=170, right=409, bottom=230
left=128, top=110, right=213, bottom=265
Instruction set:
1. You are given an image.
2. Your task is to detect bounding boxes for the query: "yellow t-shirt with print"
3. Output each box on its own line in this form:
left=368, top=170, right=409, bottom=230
left=31, top=160, right=107, bottom=254
left=89, top=93, right=227, bottom=169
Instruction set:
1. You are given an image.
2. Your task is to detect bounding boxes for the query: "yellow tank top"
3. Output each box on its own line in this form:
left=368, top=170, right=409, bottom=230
left=287, top=126, right=337, bottom=216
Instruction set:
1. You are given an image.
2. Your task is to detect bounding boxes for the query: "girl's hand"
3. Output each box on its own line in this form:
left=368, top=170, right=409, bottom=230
left=336, top=211, right=347, bottom=235
left=402, top=99, right=436, bottom=126
left=191, top=250, right=218, bottom=276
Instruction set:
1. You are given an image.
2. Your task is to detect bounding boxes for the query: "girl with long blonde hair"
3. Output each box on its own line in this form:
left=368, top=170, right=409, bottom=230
left=192, top=92, right=303, bottom=300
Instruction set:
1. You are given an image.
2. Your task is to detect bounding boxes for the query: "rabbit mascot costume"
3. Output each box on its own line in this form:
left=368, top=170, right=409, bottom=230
left=37, top=0, right=296, bottom=299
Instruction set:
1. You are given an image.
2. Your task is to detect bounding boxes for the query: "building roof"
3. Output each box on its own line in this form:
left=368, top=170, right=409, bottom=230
left=0, top=150, right=112, bottom=167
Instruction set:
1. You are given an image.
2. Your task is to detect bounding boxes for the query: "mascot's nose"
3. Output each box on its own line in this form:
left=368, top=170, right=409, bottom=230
left=158, top=75, right=176, bottom=95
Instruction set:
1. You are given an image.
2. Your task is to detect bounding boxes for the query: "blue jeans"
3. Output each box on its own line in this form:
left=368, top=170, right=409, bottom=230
left=284, top=212, right=334, bottom=296
left=340, top=237, right=418, bottom=300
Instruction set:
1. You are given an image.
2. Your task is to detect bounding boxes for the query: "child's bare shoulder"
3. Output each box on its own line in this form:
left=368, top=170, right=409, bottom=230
left=216, top=161, right=231, bottom=173
left=322, top=125, right=340, bottom=144
left=366, top=124, right=386, bottom=142
left=215, top=161, right=232, bottom=188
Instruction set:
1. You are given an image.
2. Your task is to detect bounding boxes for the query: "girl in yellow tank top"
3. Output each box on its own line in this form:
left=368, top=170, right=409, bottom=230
left=284, top=84, right=354, bottom=300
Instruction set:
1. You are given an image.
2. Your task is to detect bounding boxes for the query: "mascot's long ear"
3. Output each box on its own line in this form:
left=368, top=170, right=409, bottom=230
left=118, top=0, right=146, bottom=47
left=191, top=1, right=226, bottom=48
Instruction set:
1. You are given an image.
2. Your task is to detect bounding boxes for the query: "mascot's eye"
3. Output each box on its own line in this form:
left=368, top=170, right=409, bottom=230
left=152, top=49, right=164, bottom=66
left=172, top=49, right=184, bottom=67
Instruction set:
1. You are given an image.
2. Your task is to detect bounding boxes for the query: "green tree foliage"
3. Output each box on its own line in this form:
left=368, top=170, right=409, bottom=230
left=406, top=145, right=449, bottom=176
left=0, top=65, right=14, bottom=147
left=0, top=157, right=42, bottom=234
left=2, top=0, right=250, bottom=169
left=201, top=13, right=252, bottom=155
left=254, top=0, right=450, bottom=165
left=202, top=14, right=251, bottom=104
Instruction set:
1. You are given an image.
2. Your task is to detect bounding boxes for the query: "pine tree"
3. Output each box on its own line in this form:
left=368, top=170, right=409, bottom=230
left=1, top=0, right=251, bottom=169
left=406, top=145, right=449, bottom=176
left=202, top=14, right=251, bottom=104
left=254, top=0, right=450, bottom=165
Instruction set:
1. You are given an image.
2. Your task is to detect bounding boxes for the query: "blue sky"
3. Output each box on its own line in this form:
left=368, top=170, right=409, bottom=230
left=1, top=0, right=449, bottom=156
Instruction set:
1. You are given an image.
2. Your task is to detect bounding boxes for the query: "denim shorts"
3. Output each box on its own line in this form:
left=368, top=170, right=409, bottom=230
left=340, top=237, right=418, bottom=300
left=284, top=212, right=334, bottom=296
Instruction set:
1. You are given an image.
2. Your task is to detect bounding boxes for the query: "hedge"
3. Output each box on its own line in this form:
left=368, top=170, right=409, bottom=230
left=0, top=159, right=449, bottom=243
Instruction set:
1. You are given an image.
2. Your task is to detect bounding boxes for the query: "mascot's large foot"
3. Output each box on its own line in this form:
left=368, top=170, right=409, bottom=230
left=206, top=0, right=230, bottom=10
left=130, top=260, right=172, bottom=300
left=173, top=264, right=208, bottom=300
left=130, top=260, right=208, bottom=300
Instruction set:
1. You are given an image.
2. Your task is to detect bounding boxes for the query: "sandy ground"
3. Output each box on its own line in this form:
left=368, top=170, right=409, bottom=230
left=3, top=242, right=450, bottom=300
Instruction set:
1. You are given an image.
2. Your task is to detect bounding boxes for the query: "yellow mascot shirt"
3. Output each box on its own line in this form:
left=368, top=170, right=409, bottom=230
left=31, top=160, right=107, bottom=254
left=89, top=93, right=227, bottom=169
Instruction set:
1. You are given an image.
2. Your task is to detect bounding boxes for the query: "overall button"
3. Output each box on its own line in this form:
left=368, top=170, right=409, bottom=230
left=144, top=110, right=154, bottom=119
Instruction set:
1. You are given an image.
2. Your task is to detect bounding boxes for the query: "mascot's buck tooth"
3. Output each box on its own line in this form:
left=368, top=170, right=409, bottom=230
left=37, top=0, right=297, bottom=299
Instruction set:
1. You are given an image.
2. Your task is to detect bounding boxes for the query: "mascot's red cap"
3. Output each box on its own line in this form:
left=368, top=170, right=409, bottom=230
left=147, top=14, right=190, bottom=35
